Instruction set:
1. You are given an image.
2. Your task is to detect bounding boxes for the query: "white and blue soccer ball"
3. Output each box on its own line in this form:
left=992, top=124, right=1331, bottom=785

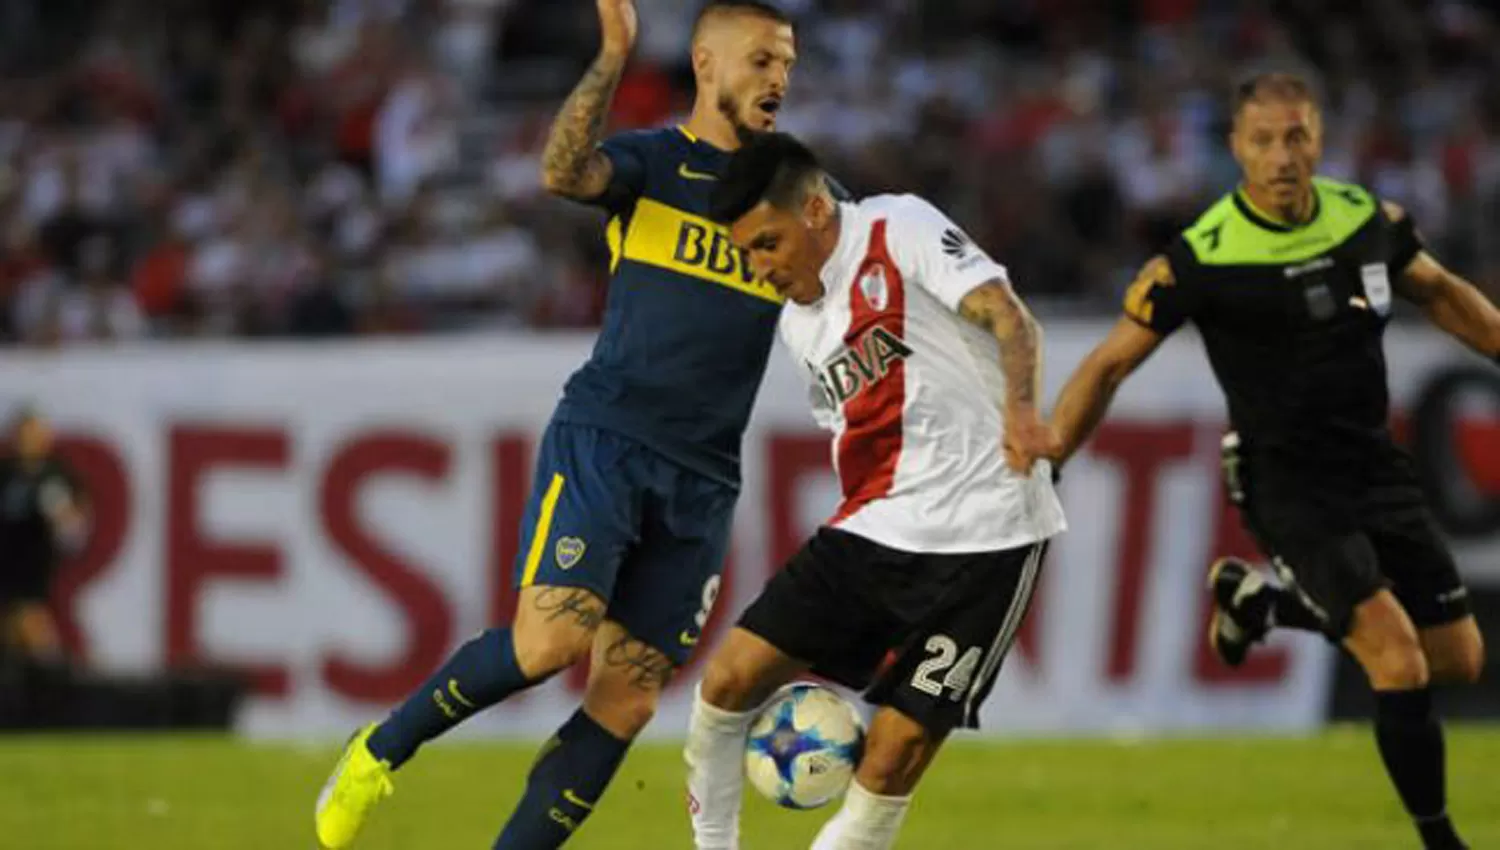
left=744, top=682, right=865, bottom=810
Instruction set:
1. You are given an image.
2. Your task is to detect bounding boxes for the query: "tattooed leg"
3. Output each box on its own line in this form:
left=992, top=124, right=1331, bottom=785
left=601, top=633, right=675, bottom=692
left=583, top=620, right=676, bottom=739
left=512, top=585, right=609, bottom=679
left=531, top=586, right=609, bottom=632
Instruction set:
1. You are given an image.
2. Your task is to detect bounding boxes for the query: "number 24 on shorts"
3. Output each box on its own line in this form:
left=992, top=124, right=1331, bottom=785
left=911, top=636, right=982, bottom=701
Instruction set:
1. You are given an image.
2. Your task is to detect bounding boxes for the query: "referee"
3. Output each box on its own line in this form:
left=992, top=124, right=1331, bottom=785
left=1043, top=73, right=1498, bottom=850
left=0, top=407, right=86, bottom=665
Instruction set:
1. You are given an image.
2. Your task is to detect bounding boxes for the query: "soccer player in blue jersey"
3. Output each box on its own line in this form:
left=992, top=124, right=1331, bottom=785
left=314, top=2, right=796, bottom=848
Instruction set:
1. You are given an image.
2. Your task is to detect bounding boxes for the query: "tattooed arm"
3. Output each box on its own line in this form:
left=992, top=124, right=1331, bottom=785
left=889, top=197, right=1055, bottom=471
left=539, top=0, right=637, bottom=200
left=539, top=58, right=626, bottom=200
left=959, top=281, right=1042, bottom=411
left=957, top=280, right=1055, bottom=472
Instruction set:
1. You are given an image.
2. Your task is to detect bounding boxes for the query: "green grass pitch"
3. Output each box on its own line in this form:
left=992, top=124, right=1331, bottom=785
left=3, top=726, right=1498, bottom=849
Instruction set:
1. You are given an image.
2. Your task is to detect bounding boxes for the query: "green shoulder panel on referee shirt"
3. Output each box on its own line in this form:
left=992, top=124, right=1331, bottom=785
left=1182, top=177, right=1378, bottom=266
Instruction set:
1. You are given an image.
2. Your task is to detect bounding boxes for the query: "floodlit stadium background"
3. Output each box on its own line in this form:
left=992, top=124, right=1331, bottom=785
left=1, top=0, right=1499, bottom=819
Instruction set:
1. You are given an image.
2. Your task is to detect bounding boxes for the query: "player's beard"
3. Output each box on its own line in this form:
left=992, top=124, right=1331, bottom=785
left=718, top=93, right=762, bottom=145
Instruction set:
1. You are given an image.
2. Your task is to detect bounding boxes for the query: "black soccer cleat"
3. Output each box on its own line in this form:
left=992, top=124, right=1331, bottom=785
left=1207, top=557, right=1272, bottom=668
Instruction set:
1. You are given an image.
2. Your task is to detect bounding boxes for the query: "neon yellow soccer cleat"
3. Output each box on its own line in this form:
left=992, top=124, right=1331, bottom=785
left=315, top=724, right=395, bottom=849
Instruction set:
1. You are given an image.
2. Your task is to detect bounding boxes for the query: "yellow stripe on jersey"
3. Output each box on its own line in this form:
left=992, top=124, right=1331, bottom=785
left=621, top=198, right=784, bottom=304
left=606, top=215, right=625, bottom=273
left=520, top=473, right=566, bottom=587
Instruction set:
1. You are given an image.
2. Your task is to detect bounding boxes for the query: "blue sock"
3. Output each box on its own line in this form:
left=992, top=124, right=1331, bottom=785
left=367, top=628, right=534, bottom=769
left=493, top=709, right=632, bottom=849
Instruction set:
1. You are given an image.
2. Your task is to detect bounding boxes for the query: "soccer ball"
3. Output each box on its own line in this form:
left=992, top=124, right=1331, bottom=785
left=744, top=682, right=865, bottom=810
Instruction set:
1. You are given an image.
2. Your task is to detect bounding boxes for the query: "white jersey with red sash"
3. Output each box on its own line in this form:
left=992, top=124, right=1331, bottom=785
left=777, top=194, right=1066, bottom=554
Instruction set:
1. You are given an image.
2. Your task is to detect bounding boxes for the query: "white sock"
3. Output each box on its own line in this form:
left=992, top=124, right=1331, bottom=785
left=685, top=685, right=758, bottom=850
left=810, top=779, right=912, bottom=850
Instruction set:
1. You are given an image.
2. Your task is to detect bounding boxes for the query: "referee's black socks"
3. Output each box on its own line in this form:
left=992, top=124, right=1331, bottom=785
left=1373, top=687, right=1467, bottom=850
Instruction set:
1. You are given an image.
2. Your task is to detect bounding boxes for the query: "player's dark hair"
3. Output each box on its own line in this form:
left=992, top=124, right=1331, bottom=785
left=693, top=1, right=792, bottom=39
left=709, top=132, right=824, bottom=224
left=1233, top=72, right=1319, bottom=115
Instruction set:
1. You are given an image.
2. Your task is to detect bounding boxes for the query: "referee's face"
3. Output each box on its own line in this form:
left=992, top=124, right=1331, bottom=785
left=1231, top=98, right=1322, bottom=211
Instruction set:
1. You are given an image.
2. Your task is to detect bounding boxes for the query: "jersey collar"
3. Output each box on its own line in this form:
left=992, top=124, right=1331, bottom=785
left=677, top=124, right=734, bottom=155
left=818, top=202, right=863, bottom=296
left=1233, top=185, right=1321, bottom=233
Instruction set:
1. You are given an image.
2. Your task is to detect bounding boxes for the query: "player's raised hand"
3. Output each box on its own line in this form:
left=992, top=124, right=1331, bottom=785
left=597, top=0, right=638, bottom=60
left=1004, top=407, right=1060, bottom=474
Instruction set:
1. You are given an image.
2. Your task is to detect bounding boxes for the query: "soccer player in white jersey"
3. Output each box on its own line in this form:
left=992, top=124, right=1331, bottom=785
left=682, top=133, right=1066, bottom=850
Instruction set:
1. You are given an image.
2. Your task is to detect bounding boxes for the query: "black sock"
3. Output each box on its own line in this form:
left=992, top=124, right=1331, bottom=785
left=1374, top=688, right=1466, bottom=850
left=493, top=709, right=631, bottom=849
left=367, top=628, right=535, bottom=768
left=1266, top=586, right=1328, bottom=633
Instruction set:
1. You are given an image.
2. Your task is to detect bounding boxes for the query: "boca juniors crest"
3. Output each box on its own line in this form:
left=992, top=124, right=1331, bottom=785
left=555, top=537, right=587, bottom=570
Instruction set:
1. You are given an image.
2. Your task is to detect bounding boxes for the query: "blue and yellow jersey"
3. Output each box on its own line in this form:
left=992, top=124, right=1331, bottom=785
left=553, top=126, right=784, bottom=486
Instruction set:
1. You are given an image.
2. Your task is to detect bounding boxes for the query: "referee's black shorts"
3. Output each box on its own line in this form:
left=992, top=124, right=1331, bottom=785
left=737, top=527, right=1047, bottom=734
left=1225, top=438, right=1470, bottom=639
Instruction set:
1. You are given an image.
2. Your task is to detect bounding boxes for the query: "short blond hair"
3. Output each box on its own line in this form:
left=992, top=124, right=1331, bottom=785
left=692, top=1, right=792, bottom=44
left=1233, top=72, right=1319, bottom=117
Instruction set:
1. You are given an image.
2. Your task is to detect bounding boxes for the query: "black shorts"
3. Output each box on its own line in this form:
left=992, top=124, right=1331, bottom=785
left=737, top=527, right=1047, bottom=734
left=0, top=552, right=53, bottom=608
left=1223, top=436, right=1470, bottom=638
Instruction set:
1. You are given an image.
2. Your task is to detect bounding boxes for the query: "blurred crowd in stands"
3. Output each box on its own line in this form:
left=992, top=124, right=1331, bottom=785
left=0, top=0, right=1497, bottom=345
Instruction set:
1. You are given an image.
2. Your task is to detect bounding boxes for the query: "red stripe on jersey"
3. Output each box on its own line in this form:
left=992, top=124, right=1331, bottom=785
left=831, top=219, right=906, bottom=525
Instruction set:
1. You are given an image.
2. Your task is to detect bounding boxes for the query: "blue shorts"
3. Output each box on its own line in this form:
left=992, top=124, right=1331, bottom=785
left=514, top=421, right=736, bottom=665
